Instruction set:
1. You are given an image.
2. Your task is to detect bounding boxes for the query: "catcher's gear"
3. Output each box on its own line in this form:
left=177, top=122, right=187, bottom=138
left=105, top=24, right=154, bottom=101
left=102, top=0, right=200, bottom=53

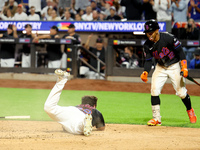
left=180, top=60, right=188, bottom=78
left=144, top=19, right=160, bottom=33
left=140, top=71, right=148, bottom=83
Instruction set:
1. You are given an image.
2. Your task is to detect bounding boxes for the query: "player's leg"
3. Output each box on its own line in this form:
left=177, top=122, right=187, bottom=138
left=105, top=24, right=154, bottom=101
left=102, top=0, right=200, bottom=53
left=22, top=53, right=31, bottom=68
left=1, top=58, right=15, bottom=67
left=148, top=64, right=168, bottom=126
left=168, top=62, right=197, bottom=123
left=44, top=69, right=70, bottom=122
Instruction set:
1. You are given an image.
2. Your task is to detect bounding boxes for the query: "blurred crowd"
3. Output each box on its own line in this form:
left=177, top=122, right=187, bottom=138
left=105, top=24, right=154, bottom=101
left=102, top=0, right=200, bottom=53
left=0, top=0, right=199, bottom=22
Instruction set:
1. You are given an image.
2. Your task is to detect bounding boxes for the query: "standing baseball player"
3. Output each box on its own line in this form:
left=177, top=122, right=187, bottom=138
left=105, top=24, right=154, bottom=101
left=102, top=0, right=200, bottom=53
left=44, top=69, right=105, bottom=136
left=140, top=19, right=197, bottom=126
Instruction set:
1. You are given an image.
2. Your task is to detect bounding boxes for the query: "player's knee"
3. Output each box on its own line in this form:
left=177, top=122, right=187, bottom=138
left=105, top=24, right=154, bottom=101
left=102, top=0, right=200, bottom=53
left=44, top=103, right=51, bottom=113
left=176, top=92, right=187, bottom=99
left=176, top=89, right=187, bottom=99
left=151, top=89, right=160, bottom=96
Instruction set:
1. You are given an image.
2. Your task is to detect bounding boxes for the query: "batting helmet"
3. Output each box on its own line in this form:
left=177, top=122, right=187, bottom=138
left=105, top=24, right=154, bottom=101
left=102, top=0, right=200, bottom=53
left=143, top=19, right=160, bottom=33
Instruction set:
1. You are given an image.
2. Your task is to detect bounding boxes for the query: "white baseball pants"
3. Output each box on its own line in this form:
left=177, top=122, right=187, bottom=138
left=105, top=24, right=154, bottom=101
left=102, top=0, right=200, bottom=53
left=151, top=62, right=187, bottom=99
left=0, top=58, right=15, bottom=67
left=22, top=53, right=31, bottom=68
left=48, top=60, right=61, bottom=68
left=44, top=77, right=86, bottom=134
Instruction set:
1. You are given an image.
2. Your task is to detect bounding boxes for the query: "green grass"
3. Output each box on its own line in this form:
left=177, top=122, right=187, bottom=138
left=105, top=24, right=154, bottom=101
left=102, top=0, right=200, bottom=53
left=0, top=87, right=200, bottom=128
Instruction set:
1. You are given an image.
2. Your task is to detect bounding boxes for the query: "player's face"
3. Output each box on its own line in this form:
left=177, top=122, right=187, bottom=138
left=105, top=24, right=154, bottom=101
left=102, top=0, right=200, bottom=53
left=25, top=26, right=32, bottom=35
left=7, top=28, right=13, bottom=34
left=146, top=29, right=159, bottom=42
left=96, top=42, right=103, bottom=50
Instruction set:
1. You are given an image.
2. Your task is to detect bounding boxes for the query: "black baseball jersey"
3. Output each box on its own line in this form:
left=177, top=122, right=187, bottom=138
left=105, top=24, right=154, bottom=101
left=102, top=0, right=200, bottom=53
left=89, top=47, right=105, bottom=73
left=19, top=33, right=32, bottom=54
left=0, top=32, right=16, bottom=59
left=76, top=104, right=105, bottom=129
left=46, top=34, right=62, bottom=61
left=143, top=32, right=186, bottom=72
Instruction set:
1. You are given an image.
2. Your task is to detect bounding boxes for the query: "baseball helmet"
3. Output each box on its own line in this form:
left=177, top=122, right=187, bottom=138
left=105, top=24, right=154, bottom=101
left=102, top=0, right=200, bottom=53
left=143, top=19, right=160, bottom=33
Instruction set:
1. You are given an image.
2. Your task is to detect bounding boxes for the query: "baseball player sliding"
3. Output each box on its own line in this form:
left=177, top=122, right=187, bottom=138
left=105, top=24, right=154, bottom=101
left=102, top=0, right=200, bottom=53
left=140, top=19, right=197, bottom=126
left=44, top=69, right=105, bottom=136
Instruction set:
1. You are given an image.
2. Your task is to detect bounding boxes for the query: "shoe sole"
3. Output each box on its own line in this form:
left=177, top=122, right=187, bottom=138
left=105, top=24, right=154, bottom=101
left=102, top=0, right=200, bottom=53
left=83, top=114, right=93, bottom=136
left=55, top=69, right=64, bottom=76
left=55, top=69, right=70, bottom=78
left=147, top=122, right=161, bottom=126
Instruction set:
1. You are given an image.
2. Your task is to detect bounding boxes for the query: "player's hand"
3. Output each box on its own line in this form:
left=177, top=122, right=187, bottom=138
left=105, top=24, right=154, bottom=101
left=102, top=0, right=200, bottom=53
left=32, top=37, right=39, bottom=43
left=180, top=60, right=188, bottom=78
left=12, top=25, right=17, bottom=31
left=88, top=34, right=93, bottom=39
left=140, top=71, right=148, bottom=83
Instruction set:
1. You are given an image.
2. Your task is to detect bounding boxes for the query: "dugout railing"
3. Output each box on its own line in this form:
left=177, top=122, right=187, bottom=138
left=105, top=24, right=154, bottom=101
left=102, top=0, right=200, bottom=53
left=77, top=46, right=106, bottom=79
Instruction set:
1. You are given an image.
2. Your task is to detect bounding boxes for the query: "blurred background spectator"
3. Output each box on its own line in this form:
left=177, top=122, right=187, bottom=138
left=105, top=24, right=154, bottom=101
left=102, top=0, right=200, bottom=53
left=13, top=4, right=28, bottom=20
left=81, top=6, right=93, bottom=21
left=106, top=6, right=121, bottom=20
left=0, top=6, right=14, bottom=20
left=61, top=10, right=74, bottom=20
left=80, top=34, right=105, bottom=79
left=169, top=0, right=187, bottom=24
left=90, top=0, right=101, bottom=12
left=182, top=18, right=199, bottom=65
left=99, top=10, right=106, bottom=20
left=0, top=0, right=8, bottom=13
left=48, top=9, right=61, bottom=20
left=152, top=0, right=172, bottom=21
left=189, top=47, right=200, bottom=69
left=188, top=0, right=200, bottom=22
left=112, top=0, right=125, bottom=19
left=28, top=6, right=40, bottom=20
left=6, top=0, right=17, bottom=16
left=58, top=0, right=71, bottom=11
left=92, top=10, right=100, bottom=21
left=0, top=24, right=18, bottom=68
left=120, top=46, right=140, bottom=69
left=120, top=0, right=143, bottom=20
left=75, top=13, right=82, bottom=20
left=74, top=0, right=90, bottom=11
left=22, top=0, right=41, bottom=17
left=143, top=0, right=156, bottom=20
left=41, top=0, right=54, bottom=20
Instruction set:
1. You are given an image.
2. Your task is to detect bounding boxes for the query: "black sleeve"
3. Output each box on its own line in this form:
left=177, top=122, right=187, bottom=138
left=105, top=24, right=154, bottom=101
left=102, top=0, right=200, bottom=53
left=92, top=109, right=105, bottom=128
left=72, top=34, right=81, bottom=44
left=144, top=59, right=152, bottom=73
left=143, top=43, right=153, bottom=73
left=172, top=37, right=186, bottom=60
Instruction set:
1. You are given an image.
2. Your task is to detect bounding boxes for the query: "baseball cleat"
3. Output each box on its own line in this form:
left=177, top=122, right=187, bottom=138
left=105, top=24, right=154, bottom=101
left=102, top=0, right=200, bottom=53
left=55, top=69, right=70, bottom=78
left=83, top=114, right=93, bottom=136
left=147, top=119, right=161, bottom=126
left=187, top=108, right=197, bottom=123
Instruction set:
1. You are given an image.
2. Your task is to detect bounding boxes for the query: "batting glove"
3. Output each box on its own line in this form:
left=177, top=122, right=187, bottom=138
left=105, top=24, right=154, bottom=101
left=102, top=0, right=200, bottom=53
left=180, top=60, right=188, bottom=78
left=140, top=71, right=148, bottom=83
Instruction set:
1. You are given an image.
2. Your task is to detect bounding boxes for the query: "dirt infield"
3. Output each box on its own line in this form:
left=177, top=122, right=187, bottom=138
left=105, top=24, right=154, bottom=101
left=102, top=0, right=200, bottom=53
left=0, top=78, right=200, bottom=150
